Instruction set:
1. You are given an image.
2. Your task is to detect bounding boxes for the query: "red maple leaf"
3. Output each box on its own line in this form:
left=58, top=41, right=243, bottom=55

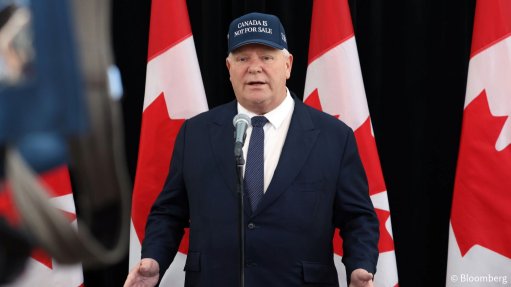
left=451, top=90, right=511, bottom=258
left=374, top=208, right=395, bottom=252
left=0, top=166, right=72, bottom=226
left=305, top=89, right=340, bottom=119
left=131, top=93, right=189, bottom=253
left=353, top=118, right=387, bottom=196
left=31, top=248, right=53, bottom=269
left=304, top=89, right=323, bottom=111
left=38, top=165, right=73, bottom=197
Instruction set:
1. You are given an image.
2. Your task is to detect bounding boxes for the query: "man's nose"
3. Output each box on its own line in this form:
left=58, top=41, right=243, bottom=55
left=248, top=60, right=262, bottom=74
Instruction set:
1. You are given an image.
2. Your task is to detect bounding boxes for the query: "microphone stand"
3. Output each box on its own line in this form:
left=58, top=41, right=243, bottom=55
left=235, top=148, right=245, bottom=287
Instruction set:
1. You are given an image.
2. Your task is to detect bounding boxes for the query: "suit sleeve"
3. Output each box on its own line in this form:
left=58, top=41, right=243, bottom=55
left=141, top=120, right=189, bottom=279
left=334, top=129, right=379, bottom=280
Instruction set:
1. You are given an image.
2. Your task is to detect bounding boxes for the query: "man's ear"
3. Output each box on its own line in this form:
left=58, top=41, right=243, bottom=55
left=226, top=57, right=231, bottom=70
left=286, top=53, right=293, bottom=79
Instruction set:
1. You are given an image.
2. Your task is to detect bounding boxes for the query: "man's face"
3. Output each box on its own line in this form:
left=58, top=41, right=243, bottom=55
left=226, top=44, right=293, bottom=115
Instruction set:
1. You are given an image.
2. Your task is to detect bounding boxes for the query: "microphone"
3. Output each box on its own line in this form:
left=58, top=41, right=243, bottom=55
left=233, top=114, right=251, bottom=159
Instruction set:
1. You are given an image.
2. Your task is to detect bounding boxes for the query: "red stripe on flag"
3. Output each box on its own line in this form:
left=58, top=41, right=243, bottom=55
left=470, top=0, right=511, bottom=57
left=147, top=0, right=193, bottom=61
left=308, top=0, right=354, bottom=64
left=132, top=94, right=185, bottom=243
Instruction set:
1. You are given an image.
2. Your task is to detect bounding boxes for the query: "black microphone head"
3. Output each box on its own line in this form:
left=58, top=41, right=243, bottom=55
left=233, top=113, right=251, bottom=127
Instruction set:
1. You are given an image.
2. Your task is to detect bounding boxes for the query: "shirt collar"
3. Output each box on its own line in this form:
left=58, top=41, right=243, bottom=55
left=237, top=88, right=294, bottom=129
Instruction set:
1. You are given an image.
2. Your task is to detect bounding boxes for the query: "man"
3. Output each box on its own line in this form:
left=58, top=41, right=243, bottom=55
left=125, top=12, right=379, bottom=287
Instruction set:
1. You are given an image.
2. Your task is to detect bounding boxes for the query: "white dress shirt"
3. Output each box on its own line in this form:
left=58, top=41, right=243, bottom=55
left=237, top=89, right=295, bottom=193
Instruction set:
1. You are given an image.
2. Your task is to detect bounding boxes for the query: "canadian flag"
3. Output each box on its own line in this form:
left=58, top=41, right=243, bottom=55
left=0, top=166, right=84, bottom=287
left=128, top=0, right=208, bottom=285
left=446, top=0, right=511, bottom=285
left=303, top=0, right=398, bottom=286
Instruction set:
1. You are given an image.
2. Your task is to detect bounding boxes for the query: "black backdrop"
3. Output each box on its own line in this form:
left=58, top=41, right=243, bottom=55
left=94, top=0, right=476, bottom=286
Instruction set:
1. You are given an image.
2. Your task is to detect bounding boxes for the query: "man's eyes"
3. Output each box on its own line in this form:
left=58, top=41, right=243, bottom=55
left=236, top=55, right=274, bottom=62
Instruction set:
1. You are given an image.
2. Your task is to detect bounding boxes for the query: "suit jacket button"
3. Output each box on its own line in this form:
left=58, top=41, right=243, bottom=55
left=248, top=223, right=255, bottom=229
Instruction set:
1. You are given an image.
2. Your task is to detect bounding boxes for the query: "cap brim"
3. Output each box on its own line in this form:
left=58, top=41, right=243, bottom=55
left=229, top=39, right=285, bottom=53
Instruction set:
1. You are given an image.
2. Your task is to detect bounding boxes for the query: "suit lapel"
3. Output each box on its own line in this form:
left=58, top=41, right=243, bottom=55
left=208, top=101, right=254, bottom=216
left=251, top=99, right=320, bottom=218
left=209, top=101, right=238, bottom=196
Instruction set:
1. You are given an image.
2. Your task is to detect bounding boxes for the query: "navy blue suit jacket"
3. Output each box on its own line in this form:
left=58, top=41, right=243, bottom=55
left=142, top=97, right=379, bottom=287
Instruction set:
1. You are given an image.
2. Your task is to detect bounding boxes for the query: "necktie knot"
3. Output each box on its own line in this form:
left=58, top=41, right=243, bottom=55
left=251, top=116, right=268, bottom=128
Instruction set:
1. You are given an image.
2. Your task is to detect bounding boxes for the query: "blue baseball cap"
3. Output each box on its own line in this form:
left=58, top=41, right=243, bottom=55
left=227, top=12, right=288, bottom=53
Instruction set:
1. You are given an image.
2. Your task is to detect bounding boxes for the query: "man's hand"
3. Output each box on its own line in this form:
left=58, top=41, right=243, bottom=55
left=349, top=268, right=374, bottom=287
left=123, top=258, right=160, bottom=287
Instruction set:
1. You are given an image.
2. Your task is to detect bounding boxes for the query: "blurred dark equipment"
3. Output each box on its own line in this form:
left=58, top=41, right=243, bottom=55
left=0, top=0, right=130, bottom=283
left=0, top=218, right=31, bottom=284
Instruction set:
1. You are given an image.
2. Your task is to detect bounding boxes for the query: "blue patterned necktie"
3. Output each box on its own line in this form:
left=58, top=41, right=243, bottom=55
left=245, top=116, right=268, bottom=211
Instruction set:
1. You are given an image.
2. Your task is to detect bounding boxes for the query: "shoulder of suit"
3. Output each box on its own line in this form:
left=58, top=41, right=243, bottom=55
left=185, top=100, right=236, bottom=125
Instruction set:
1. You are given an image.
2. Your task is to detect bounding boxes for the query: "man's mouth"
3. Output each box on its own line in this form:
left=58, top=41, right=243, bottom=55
left=247, top=81, right=266, bottom=86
